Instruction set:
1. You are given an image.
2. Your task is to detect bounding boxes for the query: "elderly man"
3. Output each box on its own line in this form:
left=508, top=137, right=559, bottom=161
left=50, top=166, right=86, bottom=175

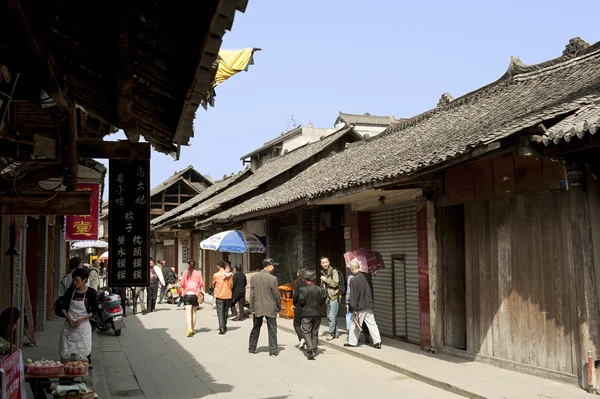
left=248, top=258, right=281, bottom=356
left=344, top=260, right=382, bottom=349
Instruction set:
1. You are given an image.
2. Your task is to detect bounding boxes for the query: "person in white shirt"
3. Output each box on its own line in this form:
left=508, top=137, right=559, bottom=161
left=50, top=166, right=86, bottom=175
left=148, top=259, right=165, bottom=312
left=59, top=257, right=83, bottom=297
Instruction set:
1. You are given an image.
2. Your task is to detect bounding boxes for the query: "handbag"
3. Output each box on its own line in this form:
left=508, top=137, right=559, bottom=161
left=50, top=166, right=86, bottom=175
left=198, top=292, right=204, bottom=305
left=54, top=296, right=66, bottom=318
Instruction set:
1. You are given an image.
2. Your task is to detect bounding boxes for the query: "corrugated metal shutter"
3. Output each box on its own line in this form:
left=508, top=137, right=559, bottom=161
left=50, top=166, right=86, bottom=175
left=370, top=203, right=419, bottom=344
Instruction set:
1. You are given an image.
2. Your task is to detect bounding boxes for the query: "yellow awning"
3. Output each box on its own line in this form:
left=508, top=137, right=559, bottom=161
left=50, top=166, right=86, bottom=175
left=201, top=48, right=260, bottom=109
left=214, top=48, right=259, bottom=88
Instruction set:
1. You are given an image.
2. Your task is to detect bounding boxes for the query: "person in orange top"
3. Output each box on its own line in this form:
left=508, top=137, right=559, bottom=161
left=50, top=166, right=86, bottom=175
left=180, top=260, right=204, bottom=337
left=212, top=260, right=233, bottom=334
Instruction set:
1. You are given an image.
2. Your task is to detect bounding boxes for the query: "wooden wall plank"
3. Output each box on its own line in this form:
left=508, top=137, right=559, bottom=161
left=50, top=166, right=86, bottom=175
left=464, top=203, right=474, bottom=353
left=562, top=191, right=580, bottom=374
left=447, top=166, right=475, bottom=204
left=489, top=198, right=501, bottom=359
left=542, top=158, right=566, bottom=191
left=496, top=197, right=512, bottom=360
left=514, top=156, right=542, bottom=194
left=492, top=153, right=517, bottom=197
left=480, top=201, right=494, bottom=356
left=473, top=159, right=495, bottom=201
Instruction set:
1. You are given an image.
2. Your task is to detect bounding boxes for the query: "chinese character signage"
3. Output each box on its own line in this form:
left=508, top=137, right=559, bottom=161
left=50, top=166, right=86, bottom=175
left=0, top=349, right=26, bottom=399
left=65, top=183, right=100, bottom=241
left=108, top=160, right=150, bottom=287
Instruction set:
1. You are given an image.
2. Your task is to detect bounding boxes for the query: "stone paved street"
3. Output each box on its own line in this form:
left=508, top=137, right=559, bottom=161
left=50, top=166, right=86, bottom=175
left=98, top=302, right=462, bottom=399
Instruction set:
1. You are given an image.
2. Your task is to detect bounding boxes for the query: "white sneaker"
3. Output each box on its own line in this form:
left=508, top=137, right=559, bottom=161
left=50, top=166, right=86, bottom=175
left=298, top=338, right=306, bottom=349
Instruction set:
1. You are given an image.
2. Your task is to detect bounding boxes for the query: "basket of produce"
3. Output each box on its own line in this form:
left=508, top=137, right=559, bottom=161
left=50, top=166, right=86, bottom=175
left=63, top=361, right=89, bottom=376
left=52, top=383, right=95, bottom=399
left=0, top=337, right=17, bottom=355
left=27, top=359, right=62, bottom=375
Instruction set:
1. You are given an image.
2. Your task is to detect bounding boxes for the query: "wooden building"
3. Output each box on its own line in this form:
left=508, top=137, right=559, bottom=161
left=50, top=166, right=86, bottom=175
left=192, top=38, right=600, bottom=390
left=0, top=0, right=248, bottom=343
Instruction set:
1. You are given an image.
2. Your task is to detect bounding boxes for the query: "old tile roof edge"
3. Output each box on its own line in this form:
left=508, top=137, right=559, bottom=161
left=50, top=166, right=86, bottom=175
left=180, top=126, right=358, bottom=225
left=150, top=165, right=212, bottom=197
left=151, top=168, right=251, bottom=227
left=239, top=126, right=303, bottom=160
left=381, top=39, right=600, bottom=138
left=336, top=112, right=394, bottom=126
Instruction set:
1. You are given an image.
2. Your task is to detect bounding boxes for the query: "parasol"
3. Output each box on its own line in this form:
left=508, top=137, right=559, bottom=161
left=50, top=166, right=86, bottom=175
left=344, top=248, right=385, bottom=275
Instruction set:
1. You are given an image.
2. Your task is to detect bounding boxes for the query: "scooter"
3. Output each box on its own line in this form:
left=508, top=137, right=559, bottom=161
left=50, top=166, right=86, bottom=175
left=90, top=288, right=126, bottom=336
left=165, top=283, right=180, bottom=304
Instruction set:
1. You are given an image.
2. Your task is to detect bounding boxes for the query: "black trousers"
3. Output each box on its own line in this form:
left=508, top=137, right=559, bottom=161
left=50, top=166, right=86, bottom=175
left=216, top=298, right=231, bottom=330
left=301, top=316, right=321, bottom=351
left=147, top=283, right=158, bottom=311
left=293, top=316, right=303, bottom=341
left=231, top=294, right=244, bottom=318
left=249, top=316, right=278, bottom=355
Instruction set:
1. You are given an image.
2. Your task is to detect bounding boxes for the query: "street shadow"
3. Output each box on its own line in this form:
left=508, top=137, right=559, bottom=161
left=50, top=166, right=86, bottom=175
left=100, top=313, right=233, bottom=398
left=194, top=328, right=212, bottom=333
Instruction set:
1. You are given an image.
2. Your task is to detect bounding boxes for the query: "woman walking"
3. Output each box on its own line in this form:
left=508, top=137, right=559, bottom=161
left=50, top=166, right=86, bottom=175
left=59, top=268, right=98, bottom=363
left=231, top=265, right=247, bottom=321
left=292, top=268, right=306, bottom=348
left=297, top=269, right=325, bottom=360
left=180, top=260, right=204, bottom=337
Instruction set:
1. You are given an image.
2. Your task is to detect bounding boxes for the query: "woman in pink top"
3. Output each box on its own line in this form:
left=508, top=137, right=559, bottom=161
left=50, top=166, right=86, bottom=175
left=180, top=260, right=204, bottom=337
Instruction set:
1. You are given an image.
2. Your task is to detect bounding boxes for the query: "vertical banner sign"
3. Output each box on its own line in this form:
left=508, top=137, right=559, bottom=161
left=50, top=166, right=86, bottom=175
left=65, top=183, right=100, bottom=241
left=0, top=349, right=26, bottom=399
left=108, top=160, right=150, bottom=287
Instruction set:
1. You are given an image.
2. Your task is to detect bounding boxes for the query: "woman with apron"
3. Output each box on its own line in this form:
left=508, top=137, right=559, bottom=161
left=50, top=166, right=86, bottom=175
left=59, top=268, right=98, bottom=363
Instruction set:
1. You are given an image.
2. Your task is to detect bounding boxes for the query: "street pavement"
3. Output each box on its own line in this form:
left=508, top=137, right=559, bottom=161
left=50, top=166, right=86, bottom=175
left=97, top=302, right=463, bottom=399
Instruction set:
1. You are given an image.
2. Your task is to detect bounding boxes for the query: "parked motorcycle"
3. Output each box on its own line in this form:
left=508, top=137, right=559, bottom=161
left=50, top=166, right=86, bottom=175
left=165, top=283, right=180, bottom=304
left=90, top=288, right=126, bottom=336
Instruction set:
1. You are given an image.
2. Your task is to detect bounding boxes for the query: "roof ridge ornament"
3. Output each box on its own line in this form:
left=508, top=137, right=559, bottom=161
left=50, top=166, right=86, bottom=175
left=437, top=93, right=454, bottom=108
left=563, top=37, right=590, bottom=57
left=505, top=56, right=526, bottom=76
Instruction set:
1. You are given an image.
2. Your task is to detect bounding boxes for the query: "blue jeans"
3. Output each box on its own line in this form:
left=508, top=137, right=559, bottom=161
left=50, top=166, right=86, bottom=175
left=326, top=297, right=339, bottom=336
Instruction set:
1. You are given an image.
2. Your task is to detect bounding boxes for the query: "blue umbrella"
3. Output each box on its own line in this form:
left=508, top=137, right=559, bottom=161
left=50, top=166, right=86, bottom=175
left=200, top=230, right=266, bottom=253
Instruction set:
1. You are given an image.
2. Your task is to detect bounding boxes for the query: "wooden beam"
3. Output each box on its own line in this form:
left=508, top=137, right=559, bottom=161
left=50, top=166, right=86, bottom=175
left=0, top=191, right=91, bottom=215
left=63, top=108, right=78, bottom=190
left=0, top=165, right=61, bottom=191
left=8, top=0, right=71, bottom=112
left=116, top=11, right=140, bottom=143
left=77, top=141, right=151, bottom=160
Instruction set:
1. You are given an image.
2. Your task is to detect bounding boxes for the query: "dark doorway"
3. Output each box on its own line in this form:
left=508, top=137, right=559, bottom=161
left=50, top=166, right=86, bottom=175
left=442, top=205, right=467, bottom=350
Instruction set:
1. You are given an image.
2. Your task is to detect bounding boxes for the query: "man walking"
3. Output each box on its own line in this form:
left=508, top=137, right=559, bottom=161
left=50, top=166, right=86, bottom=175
left=88, top=259, right=101, bottom=291
left=297, top=269, right=325, bottom=360
left=212, top=260, right=233, bottom=334
left=249, top=258, right=281, bottom=356
left=345, top=260, right=382, bottom=349
left=159, top=261, right=176, bottom=303
left=148, top=259, right=165, bottom=312
left=132, top=286, right=147, bottom=315
left=319, top=256, right=340, bottom=341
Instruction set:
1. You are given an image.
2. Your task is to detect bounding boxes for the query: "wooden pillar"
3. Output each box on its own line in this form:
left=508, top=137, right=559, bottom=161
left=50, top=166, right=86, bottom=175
left=565, top=162, right=600, bottom=389
left=63, top=109, right=78, bottom=191
left=351, top=211, right=370, bottom=250
left=416, top=197, right=432, bottom=349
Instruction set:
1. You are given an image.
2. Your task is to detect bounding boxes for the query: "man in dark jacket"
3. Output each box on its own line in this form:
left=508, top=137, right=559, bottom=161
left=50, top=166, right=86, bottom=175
left=345, top=260, right=382, bottom=349
left=292, top=268, right=307, bottom=348
left=248, top=258, right=281, bottom=356
left=231, top=265, right=247, bottom=321
left=159, top=261, right=175, bottom=304
left=297, top=269, right=325, bottom=360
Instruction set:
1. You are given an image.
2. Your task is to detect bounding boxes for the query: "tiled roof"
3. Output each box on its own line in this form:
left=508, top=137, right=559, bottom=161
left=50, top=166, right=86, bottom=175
left=174, top=126, right=359, bottom=224
left=540, top=101, right=600, bottom=145
left=150, top=165, right=211, bottom=197
left=150, top=170, right=250, bottom=226
left=240, top=127, right=302, bottom=160
left=336, top=112, right=394, bottom=126
left=202, top=38, right=600, bottom=225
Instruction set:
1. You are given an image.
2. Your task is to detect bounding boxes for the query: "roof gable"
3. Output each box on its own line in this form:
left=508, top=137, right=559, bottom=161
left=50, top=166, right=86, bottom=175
left=175, top=126, right=361, bottom=224
left=150, top=165, right=212, bottom=197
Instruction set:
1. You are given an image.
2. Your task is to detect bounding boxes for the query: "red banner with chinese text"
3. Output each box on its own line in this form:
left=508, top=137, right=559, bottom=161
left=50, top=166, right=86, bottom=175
left=65, top=183, right=99, bottom=241
left=0, top=350, right=25, bottom=399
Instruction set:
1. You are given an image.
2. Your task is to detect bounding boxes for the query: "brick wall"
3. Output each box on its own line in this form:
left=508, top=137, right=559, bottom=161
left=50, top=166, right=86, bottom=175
left=297, top=207, right=317, bottom=269
left=36, top=217, right=48, bottom=332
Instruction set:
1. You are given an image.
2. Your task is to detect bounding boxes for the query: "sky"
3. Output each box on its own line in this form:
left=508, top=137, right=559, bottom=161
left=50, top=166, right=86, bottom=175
left=98, top=0, right=600, bottom=198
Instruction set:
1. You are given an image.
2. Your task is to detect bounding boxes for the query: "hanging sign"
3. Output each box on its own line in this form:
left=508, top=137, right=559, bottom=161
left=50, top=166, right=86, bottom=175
left=108, top=160, right=150, bottom=287
left=65, top=183, right=99, bottom=241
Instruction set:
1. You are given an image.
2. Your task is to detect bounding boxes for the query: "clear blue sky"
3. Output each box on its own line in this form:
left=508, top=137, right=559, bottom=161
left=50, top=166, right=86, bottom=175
left=99, top=0, right=600, bottom=197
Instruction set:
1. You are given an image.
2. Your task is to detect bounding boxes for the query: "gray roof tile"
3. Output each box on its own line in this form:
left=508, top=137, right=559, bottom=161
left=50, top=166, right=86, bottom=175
left=203, top=40, right=600, bottom=225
